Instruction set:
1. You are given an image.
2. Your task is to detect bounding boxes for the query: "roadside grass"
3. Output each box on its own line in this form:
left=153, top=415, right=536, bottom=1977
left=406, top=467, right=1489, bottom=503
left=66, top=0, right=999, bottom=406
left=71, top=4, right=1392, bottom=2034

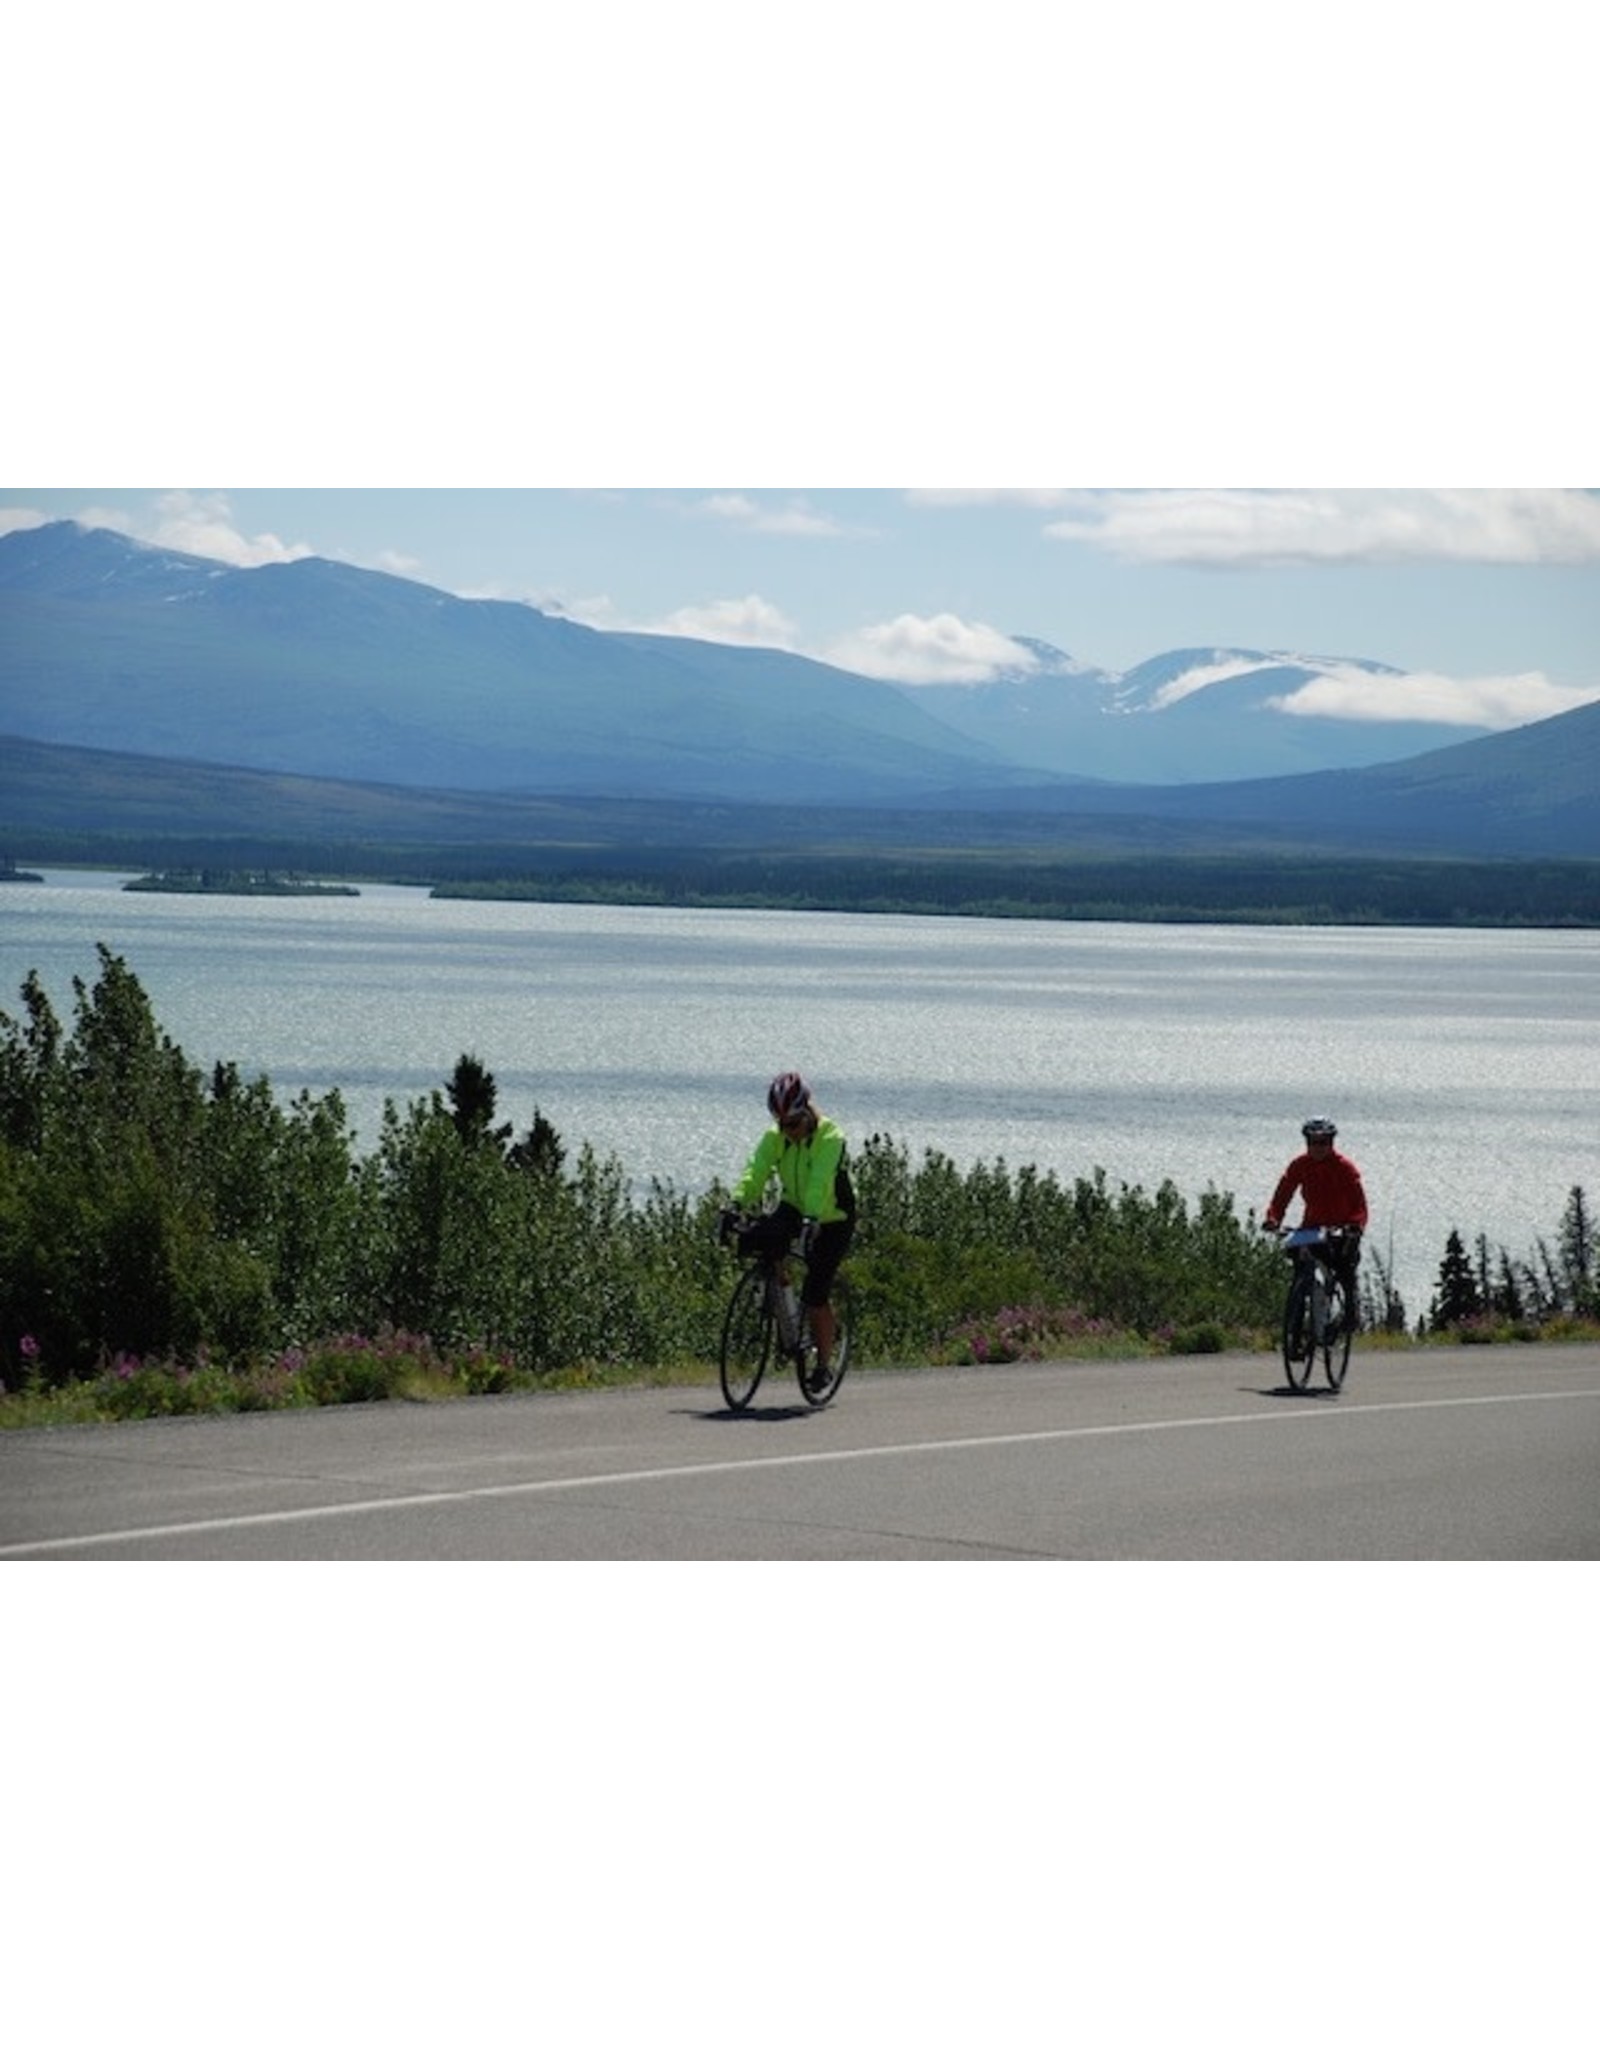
left=5, top=1315, right=1597, bottom=1431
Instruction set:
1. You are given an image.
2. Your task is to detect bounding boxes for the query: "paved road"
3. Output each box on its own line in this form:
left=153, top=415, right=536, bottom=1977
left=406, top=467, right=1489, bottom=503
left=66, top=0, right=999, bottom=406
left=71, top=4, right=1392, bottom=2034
left=3, top=1345, right=1598, bottom=1558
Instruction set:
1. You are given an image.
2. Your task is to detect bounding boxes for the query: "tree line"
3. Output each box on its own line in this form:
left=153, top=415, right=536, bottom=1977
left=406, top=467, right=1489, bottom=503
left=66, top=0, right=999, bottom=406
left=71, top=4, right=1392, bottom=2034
left=436, top=852, right=1600, bottom=927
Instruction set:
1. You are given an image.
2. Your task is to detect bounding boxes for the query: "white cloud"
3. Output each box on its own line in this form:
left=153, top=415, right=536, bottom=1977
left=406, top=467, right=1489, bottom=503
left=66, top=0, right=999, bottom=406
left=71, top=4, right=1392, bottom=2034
left=373, top=549, right=425, bottom=579
left=1035, top=489, right=1600, bottom=567
left=1149, top=656, right=1275, bottom=708
left=0, top=508, right=52, bottom=537
left=648, top=594, right=802, bottom=649
left=536, top=591, right=624, bottom=629
left=1269, top=666, right=1600, bottom=729
left=905, top=489, right=1081, bottom=510
left=695, top=492, right=858, bottom=538
left=147, top=491, right=314, bottom=567
left=822, top=613, right=1038, bottom=685
left=546, top=589, right=803, bottom=651
left=544, top=587, right=852, bottom=658
left=905, top=489, right=1089, bottom=516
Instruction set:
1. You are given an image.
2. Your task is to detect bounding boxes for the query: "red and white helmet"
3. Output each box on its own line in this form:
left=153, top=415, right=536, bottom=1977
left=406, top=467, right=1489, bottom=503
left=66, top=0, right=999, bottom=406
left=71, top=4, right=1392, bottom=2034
left=767, top=1070, right=811, bottom=1122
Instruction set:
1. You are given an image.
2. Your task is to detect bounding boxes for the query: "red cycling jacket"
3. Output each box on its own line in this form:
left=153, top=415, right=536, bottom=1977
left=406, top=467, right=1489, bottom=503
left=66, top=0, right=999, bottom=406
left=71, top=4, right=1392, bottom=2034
left=1265, top=1148, right=1369, bottom=1232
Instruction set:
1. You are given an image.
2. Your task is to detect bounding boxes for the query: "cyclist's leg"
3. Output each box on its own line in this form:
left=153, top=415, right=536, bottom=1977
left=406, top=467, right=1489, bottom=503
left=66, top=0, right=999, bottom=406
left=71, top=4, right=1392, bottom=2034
left=801, top=1220, right=853, bottom=1371
left=1341, top=1242, right=1362, bottom=1328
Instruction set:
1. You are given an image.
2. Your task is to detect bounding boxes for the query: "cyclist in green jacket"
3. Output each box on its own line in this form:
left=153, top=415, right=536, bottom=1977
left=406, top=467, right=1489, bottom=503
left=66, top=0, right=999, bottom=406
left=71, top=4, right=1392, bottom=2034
left=731, top=1071, right=856, bottom=1387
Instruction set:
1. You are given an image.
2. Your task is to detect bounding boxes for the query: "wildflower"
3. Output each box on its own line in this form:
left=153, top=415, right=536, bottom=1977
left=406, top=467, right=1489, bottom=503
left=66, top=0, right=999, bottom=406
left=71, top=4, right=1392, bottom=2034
left=21, top=1334, right=40, bottom=1359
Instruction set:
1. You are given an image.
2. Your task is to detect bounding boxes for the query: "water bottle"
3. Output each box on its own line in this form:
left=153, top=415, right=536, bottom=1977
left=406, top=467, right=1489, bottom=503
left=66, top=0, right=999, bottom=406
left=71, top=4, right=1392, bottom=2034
left=778, top=1278, right=800, bottom=1348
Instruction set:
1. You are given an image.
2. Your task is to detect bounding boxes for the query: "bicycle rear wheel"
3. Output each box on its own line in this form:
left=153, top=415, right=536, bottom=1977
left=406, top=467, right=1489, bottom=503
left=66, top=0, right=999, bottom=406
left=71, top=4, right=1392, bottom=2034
left=797, top=1275, right=852, bottom=1410
left=1282, top=1273, right=1315, bottom=1391
left=720, top=1263, right=772, bottom=1410
left=1324, top=1279, right=1354, bottom=1391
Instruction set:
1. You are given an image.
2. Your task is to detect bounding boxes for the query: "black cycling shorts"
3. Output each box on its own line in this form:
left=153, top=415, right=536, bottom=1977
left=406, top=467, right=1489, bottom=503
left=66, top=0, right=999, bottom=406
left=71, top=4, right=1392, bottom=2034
left=799, top=1217, right=854, bottom=1308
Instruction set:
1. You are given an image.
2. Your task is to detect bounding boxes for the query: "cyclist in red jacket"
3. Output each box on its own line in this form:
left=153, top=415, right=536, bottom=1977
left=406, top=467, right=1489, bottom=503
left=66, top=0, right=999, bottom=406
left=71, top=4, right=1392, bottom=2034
left=1263, top=1116, right=1368, bottom=1319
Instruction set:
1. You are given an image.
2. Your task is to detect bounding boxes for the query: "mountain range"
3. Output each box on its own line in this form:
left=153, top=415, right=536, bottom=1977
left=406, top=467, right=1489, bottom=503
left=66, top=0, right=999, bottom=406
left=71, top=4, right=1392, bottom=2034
left=886, top=637, right=1476, bottom=784
left=2, top=519, right=1499, bottom=795
left=2, top=520, right=1596, bottom=862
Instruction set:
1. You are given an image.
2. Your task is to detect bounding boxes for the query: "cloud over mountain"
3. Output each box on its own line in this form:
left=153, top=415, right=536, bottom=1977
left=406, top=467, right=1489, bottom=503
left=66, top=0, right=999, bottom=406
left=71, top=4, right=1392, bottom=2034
left=823, top=613, right=1041, bottom=685
left=1039, top=488, right=1600, bottom=567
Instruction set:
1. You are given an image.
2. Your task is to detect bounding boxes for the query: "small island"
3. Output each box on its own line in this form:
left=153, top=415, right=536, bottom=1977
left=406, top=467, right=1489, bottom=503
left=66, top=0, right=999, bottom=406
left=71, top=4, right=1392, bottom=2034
left=123, top=869, right=360, bottom=897
left=0, top=861, right=45, bottom=884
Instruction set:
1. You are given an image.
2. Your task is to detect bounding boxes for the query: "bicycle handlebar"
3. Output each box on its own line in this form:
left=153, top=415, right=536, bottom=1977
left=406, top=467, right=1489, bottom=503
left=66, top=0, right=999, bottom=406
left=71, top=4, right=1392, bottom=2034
left=717, top=1208, right=817, bottom=1259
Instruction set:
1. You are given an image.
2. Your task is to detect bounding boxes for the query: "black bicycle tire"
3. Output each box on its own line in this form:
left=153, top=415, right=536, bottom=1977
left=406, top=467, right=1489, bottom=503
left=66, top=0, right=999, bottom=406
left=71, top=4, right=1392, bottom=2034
left=797, top=1273, right=852, bottom=1410
left=720, top=1262, right=772, bottom=1410
left=1324, top=1278, right=1354, bottom=1391
left=1282, top=1271, right=1315, bottom=1391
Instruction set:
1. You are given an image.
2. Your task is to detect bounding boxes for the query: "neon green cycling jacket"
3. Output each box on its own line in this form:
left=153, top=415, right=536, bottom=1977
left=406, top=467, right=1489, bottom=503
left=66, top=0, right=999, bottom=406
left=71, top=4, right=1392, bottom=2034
left=732, top=1115, right=855, bottom=1223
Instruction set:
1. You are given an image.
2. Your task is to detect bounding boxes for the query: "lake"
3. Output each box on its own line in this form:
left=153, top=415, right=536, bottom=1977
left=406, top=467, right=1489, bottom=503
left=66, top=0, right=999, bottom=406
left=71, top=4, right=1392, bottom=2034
left=4, top=871, right=1596, bottom=1321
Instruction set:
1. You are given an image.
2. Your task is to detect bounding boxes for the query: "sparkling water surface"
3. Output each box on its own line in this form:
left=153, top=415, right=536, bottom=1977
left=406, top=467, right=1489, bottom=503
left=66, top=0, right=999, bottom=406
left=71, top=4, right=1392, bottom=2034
left=4, top=871, right=1595, bottom=1320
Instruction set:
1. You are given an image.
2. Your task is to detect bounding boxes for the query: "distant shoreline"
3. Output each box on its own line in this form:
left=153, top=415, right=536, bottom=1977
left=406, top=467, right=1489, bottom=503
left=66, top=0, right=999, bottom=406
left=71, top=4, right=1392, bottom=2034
left=123, top=872, right=360, bottom=898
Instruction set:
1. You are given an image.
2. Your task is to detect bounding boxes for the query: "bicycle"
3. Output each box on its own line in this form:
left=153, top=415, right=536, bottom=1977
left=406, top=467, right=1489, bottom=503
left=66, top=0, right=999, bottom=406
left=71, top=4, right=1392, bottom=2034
left=716, top=1210, right=852, bottom=1411
left=1276, top=1225, right=1355, bottom=1393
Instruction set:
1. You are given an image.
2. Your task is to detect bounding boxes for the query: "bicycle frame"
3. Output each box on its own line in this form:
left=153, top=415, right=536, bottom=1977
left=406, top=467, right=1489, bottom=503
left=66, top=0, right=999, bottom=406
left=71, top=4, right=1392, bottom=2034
left=717, top=1211, right=850, bottom=1411
left=1279, top=1226, right=1353, bottom=1393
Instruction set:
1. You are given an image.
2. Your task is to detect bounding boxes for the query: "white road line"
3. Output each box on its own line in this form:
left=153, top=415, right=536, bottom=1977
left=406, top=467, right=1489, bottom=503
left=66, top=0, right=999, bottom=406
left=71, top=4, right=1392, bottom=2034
left=3, top=1385, right=1598, bottom=1556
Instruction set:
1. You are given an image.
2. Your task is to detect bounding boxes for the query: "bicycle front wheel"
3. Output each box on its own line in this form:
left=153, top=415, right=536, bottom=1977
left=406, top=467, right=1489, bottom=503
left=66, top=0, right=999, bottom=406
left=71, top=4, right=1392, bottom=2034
left=720, top=1263, right=773, bottom=1410
left=1282, top=1273, right=1315, bottom=1391
left=798, top=1276, right=852, bottom=1410
left=1324, top=1279, right=1354, bottom=1391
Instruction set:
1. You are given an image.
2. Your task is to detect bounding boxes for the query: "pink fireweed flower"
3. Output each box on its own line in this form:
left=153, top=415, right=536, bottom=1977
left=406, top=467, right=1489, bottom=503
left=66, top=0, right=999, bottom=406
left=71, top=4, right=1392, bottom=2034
left=20, top=1334, right=40, bottom=1360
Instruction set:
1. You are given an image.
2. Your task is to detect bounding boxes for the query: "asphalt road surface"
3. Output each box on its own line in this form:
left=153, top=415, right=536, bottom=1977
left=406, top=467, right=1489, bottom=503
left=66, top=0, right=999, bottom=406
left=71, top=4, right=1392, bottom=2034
left=4, top=1344, right=1598, bottom=1559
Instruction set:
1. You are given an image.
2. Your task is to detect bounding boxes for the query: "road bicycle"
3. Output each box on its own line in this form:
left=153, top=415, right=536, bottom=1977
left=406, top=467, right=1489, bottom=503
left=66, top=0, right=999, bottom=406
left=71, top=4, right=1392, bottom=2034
left=1276, top=1225, right=1356, bottom=1393
left=716, top=1211, right=852, bottom=1411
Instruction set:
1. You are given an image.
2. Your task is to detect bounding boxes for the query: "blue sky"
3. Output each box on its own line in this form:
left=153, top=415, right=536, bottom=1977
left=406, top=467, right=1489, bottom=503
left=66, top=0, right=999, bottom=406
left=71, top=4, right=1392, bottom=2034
left=7, top=488, right=1598, bottom=728
left=9, top=16, right=1594, bottom=732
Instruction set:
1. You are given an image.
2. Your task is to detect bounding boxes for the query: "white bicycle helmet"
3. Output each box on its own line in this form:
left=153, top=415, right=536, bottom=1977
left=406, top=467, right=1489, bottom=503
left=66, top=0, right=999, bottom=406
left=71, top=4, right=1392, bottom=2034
left=767, top=1071, right=812, bottom=1122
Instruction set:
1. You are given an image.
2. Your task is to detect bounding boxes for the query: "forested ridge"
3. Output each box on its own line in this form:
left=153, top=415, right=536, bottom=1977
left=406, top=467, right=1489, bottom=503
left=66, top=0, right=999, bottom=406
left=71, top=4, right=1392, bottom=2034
left=9, top=831, right=1600, bottom=927
left=434, top=851, right=1600, bottom=926
left=5, top=731, right=1600, bottom=926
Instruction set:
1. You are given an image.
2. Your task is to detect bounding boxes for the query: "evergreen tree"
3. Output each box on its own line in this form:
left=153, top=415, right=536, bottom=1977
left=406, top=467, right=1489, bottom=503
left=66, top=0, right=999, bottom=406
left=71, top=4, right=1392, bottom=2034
left=1430, top=1229, right=1483, bottom=1330
left=1558, top=1185, right=1596, bottom=1316
left=447, top=1053, right=511, bottom=1152
left=1490, top=1249, right=1525, bottom=1323
left=508, top=1109, right=565, bottom=1177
